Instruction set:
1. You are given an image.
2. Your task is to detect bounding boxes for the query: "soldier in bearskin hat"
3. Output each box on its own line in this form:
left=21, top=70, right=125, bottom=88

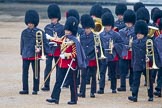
left=133, top=2, right=145, bottom=12
left=118, top=9, right=136, bottom=92
left=63, top=9, right=84, bottom=88
left=41, top=3, right=65, bottom=91
left=66, top=9, right=84, bottom=36
left=154, top=18, right=162, bottom=97
left=97, top=12, right=124, bottom=94
left=151, top=7, right=160, bottom=26
left=136, top=7, right=150, bottom=25
left=19, top=10, right=50, bottom=95
left=114, top=3, right=127, bottom=30
left=46, top=16, right=87, bottom=105
left=128, top=20, right=154, bottom=102
left=102, top=8, right=112, bottom=15
left=90, top=3, right=103, bottom=19
left=152, top=9, right=162, bottom=27
left=78, top=14, right=97, bottom=98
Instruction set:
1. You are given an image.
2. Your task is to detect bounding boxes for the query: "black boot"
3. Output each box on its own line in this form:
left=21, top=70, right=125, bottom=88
left=32, top=91, right=38, bottom=95
left=97, top=89, right=104, bottom=94
left=19, top=90, right=29, bottom=95
left=41, top=86, right=50, bottom=91
left=67, top=101, right=77, bottom=105
left=117, top=87, right=126, bottom=92
left=46, top=98, right=59, bottom=104
left=148, top=97, right=153, bottom=102
left=128, top=96, right=137, bottom=102
left=78, top=93, right=85, bottom=98
left=90, top=93, right=95, bottom=98
left=154, top=91, right=161, bottom=97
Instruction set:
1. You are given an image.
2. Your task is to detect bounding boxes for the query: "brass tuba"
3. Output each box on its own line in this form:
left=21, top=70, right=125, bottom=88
left=148, top=26, right=160, bottom=37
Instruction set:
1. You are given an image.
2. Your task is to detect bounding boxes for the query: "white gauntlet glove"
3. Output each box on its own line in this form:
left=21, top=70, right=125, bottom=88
left=46, top=33, right=53, bottom=40
left=60, top=53, right=65, bottom=59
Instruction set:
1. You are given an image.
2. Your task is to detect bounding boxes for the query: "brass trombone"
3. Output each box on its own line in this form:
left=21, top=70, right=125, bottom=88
left=146, top=39, right=159, bottom=88
left=92, top=17, right=106, bottom=80
left=35, top=30, right=46, bottom=79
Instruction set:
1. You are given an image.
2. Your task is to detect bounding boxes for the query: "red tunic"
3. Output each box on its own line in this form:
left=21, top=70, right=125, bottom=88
left=58, top=45, right=77, bottom=68
left=51, top=37, right=77, bottom=69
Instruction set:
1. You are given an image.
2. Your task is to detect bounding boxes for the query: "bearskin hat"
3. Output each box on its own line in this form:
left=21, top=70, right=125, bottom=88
left=64, top=16, right=78, bottom=36
left=90, top=4, right=103, bottom=18
left=102, top=12, right=114, bottom=27
left=81, top=14, right=95, bottom=29
left=151, top=7, right=160, bottom=20
left=115, top=3, right=127, bottom=16
left=158, top=18, right=162, bottom=30
left=152, top=10, right=162, bottom=23
left=66, top=9, right=80, bottom=22
left=133, top=2, right=145, bottom=12
left=25, top=10, right=39, bottom=27
left=123, top=9, right=136, bottom=24
left=102, top=8, right=112, bottom=15
left=135, top=20, right=148, bottom=36
left=136, top=7, right=150, bottom=24
left=47, top=3, right=61, bottom=21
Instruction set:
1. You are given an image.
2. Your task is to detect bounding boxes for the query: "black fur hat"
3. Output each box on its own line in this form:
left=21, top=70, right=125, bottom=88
left=158, top=18, right=162, bottom=30
left=152, top=10, right=162, bottom=23
left=151, top=7, right=160, bottom=20
left=47, top=3, right=61, bottom=20
left=115, top=3, right=127, bottom=16
left=64, top=16, right=79, bottom=36
left=25, top=10, right=39, bottom=27
left=133, top=2, right=145, bottom=12
left=81, top=14, right=95, bottom=29
left=90, top=4, right=102, bottom=18
left=136, top=7, right=150, bottom=24
left=102, top=8, right=112, bottom=15
left=123, top=9, right=136, bottom=24
left=135, top=20, right=148, bottom=36
left=66, top=9, right=80, bottom=22
left=102, top=12, right=114, bottom=27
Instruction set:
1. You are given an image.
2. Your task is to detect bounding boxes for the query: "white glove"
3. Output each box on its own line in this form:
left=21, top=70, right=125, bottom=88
left=46, top=33, right=53, bottom=40
left=60, top=53, right=65, bottom=59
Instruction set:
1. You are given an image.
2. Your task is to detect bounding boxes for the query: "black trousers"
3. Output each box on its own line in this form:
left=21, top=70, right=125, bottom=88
left=108, top=61, right=117, bottom=90
left=51, top=67, right=78, bottom=102
left=22, top=60, right=40, bottom=91
left=132, top=70, right=153, bottom=98
left=155, top=67, right=162, bottom=91
left=43, top=56, right=59, bottom=88
left=119, top=59, right=133, bottom=88
left=79, top=66, right=97, bottom=95
left=99, top=59, right=107, bottom=90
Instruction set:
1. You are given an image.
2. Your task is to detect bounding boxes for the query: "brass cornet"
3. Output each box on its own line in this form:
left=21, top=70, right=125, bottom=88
left=105, top=38, right=113, bottom=54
